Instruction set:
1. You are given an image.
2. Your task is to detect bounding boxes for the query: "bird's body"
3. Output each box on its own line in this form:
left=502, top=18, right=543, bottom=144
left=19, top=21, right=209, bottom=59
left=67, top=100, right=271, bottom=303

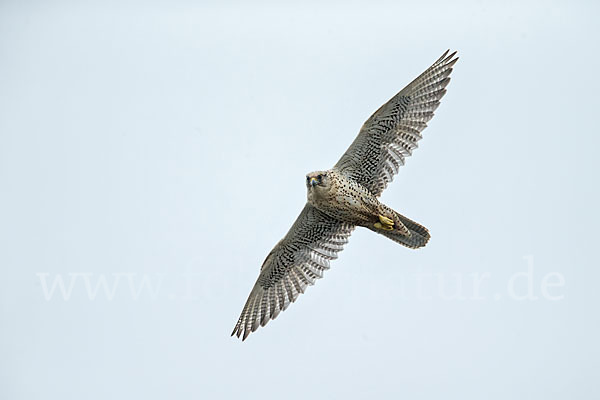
left=232, top=50, right=458, bottom=340
left=306, top=169, right=380, bottom=226
left=306, top=169, right=423, bottom=243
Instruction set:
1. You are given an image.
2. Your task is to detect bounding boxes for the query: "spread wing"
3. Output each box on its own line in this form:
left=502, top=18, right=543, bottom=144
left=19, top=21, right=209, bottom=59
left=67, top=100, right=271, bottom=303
left=231, top=204, right=354, bottom=340
left=334, top=50, right=458, bottom=196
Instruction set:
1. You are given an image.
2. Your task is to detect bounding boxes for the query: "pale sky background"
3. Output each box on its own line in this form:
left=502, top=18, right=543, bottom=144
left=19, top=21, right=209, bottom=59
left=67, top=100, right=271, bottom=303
left=1, top=1, right=599, bottom=399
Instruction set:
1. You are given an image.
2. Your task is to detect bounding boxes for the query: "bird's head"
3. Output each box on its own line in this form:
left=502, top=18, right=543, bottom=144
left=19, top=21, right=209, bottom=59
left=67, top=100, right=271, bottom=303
left=306, top=171, right=330, bottom=192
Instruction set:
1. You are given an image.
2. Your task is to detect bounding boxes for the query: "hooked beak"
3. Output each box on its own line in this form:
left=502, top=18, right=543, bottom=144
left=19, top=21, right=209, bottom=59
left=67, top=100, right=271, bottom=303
left=309, top=177, right=318, bottom=187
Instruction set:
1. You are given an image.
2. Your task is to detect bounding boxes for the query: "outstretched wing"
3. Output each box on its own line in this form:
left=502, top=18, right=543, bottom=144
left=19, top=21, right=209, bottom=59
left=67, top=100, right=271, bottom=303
left=335, top=50, right=458, bottom=197
left=231, top=204, right=354, bottom=340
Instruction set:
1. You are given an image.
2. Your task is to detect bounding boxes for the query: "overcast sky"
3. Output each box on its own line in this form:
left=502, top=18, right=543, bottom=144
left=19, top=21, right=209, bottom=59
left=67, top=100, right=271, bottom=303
left=1, top=1, right=599, bottom=399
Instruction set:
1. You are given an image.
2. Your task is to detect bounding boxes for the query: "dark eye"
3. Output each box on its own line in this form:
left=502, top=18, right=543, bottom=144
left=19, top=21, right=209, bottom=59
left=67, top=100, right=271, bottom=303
left=317, top=174, right=322, bottom=180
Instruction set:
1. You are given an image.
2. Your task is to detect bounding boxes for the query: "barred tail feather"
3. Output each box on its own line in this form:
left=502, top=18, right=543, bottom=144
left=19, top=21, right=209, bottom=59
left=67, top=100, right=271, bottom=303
left=376, top=212, right=430, bottom=249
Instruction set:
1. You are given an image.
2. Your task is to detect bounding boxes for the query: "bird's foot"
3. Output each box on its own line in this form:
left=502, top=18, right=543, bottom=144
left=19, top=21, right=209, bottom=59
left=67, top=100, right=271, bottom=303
left=374, top=215, right=394, bottom=231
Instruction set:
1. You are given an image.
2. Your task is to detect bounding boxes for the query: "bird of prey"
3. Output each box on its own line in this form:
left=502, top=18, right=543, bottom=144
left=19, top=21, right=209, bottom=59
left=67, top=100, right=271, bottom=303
left=232, top=50, right=458, bottom=340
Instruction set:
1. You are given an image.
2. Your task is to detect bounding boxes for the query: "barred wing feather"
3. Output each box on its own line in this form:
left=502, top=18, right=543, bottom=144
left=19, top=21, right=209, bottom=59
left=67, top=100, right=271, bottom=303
left=335, top=50, right=458, bottom=196
left=231, top=204, right=354, bottom=340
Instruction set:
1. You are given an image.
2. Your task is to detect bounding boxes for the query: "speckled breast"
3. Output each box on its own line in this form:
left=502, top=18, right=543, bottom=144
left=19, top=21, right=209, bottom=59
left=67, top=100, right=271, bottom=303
left=316, top=170, right=379, bottom=225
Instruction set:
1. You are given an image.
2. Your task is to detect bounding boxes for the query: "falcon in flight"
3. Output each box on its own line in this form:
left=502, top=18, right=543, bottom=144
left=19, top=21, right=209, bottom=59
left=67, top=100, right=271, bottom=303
left=232, top=50, right=458, bottom=340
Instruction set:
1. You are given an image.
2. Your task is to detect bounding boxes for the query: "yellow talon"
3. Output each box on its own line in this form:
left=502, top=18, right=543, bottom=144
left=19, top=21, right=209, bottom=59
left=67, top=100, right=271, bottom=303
left=378, top=215, right=393, bottom=225
left=375, top=215, right=394, bottom=231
